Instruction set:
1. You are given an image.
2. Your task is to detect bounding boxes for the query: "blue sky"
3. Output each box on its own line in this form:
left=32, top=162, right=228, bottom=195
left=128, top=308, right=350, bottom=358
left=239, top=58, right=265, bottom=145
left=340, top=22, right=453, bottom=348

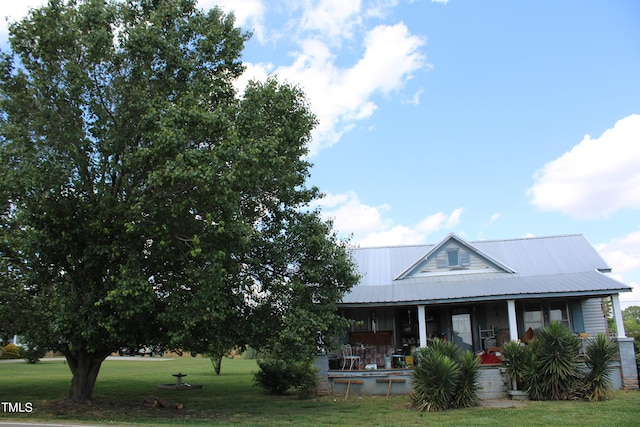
left=2, top=1, right=640, bottom=309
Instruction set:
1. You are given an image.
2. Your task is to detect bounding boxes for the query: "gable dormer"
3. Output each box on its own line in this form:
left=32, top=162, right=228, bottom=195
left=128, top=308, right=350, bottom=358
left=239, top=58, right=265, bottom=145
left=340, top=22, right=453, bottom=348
left=395, top=234, right=516, bottom=280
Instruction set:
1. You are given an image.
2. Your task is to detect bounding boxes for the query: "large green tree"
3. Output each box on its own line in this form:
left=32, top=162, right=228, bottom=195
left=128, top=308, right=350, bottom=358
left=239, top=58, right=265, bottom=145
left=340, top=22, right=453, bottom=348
left=0, top=0, right=358, bottom=403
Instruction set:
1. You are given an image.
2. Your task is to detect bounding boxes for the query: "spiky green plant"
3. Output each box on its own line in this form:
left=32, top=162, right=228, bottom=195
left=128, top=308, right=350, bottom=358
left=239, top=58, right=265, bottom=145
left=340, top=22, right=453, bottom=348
left=411, top=348, right=460, bottom=412
left=411, top=339, right=479, bottom=412
left=521, top=339, right=545, bottom=400
left=501, top=340, right=528, bottom=390
left=427, top=337, right=462, bottom=361
left=533, top=321, right=581, bottom=400
left=581, top=333, right=618, bottom=401
left=452, top=350, right=481, bottom=408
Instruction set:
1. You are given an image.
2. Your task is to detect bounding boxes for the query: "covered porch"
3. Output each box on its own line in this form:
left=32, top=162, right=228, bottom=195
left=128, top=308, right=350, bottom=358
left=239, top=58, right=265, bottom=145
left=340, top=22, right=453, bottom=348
left=336, top=294, right=628, bottom=362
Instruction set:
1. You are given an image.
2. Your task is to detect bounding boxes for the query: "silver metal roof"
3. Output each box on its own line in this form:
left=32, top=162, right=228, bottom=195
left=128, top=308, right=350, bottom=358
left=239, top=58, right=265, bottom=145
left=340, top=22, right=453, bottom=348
left=341, top=234, right=631, bottom=306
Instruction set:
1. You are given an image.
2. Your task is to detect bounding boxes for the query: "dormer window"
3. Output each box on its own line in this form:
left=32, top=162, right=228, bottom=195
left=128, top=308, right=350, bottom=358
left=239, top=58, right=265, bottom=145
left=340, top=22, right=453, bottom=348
left=447, top=249, right=460, bottom=266
left=435, top=248, right=471, bottom=269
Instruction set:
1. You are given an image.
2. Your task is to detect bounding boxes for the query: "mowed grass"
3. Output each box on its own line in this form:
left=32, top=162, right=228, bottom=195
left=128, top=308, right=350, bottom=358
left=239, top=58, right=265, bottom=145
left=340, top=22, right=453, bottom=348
left=1, top=356, right=640, bottom=426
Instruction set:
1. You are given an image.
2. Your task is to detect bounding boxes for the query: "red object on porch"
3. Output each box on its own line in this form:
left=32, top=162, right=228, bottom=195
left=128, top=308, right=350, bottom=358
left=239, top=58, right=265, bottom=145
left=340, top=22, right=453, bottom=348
left=479, top=352, right=501, bottom=364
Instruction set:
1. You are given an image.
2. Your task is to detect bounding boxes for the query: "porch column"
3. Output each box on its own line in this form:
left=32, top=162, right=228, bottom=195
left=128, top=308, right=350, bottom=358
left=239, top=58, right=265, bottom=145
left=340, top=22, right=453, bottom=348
left=611, top=294, right=627, bottom=338
left=507, top=300, right=518, bottom=342
left=417, top=305, right=428, bottom=347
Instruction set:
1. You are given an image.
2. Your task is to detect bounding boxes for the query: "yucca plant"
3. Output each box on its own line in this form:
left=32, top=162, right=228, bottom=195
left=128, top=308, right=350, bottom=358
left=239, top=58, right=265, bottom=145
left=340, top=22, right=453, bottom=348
left=501, top=340, right=528, bottom=390
left=411, top=339, right=479, bottom=412
left=427, top=337, right=462, bottom=360
left=521, top=339, right=545, bottom=400
left=411, top=348, right=460, bottom=412
left=533, top=321, right=581, bottom=400
left=452, top=350, right=480, bottom=408
left=581, top=333, right=617, bottom=401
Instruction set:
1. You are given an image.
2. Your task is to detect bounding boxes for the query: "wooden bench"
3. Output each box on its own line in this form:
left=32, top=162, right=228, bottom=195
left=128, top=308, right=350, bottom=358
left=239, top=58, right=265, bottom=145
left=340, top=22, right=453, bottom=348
left=333, top=379, right=364, bottom=400
left=376, top=378, right=406, bottom=398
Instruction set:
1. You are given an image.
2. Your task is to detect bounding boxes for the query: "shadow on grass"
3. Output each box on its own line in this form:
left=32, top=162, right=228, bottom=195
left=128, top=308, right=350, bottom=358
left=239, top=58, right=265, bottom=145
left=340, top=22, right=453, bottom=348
left=2, top=357, right=640, bottom=426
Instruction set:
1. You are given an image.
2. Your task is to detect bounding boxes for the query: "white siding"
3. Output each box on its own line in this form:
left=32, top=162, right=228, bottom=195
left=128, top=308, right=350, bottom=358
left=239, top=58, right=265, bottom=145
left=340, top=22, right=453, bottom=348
left=420, top=242, right=499, bottom=274
left=581, top=298, right=608, bottom=335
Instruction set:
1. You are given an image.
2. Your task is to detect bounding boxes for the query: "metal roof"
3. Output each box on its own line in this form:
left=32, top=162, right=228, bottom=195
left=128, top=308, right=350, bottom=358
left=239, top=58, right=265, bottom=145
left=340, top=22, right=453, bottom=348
left=341, top=234, right=631, bottom=306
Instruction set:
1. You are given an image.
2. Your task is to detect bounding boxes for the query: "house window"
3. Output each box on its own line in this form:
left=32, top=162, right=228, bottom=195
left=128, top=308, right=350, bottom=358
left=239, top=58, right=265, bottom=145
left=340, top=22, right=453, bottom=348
left=523, top=302, right=543, bottom=333
left=549, top=302, right=570, bottom=329
left=447, top=249, right=459, bottom=266
left=376, top=310, right=394, bottom=331
left=350, top=310, right=369, bottom=331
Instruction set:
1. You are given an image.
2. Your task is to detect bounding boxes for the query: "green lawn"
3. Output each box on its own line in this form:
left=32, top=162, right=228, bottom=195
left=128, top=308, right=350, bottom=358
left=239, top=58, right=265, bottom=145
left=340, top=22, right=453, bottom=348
left=1, top=356, right=639, bottom=426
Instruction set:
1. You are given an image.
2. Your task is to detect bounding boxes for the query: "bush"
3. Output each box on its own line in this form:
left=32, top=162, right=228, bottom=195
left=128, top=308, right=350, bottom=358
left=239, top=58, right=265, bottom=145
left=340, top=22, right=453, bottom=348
left=411, top=339, right=480, bottom=412
left=0, top=343, right=23, bottom=359
left=452, top=350, right=481, bottom=408
left=22, top=342, right=46, bottom=364
left=531, top=321, right=581, bottom=400
left=503, top=322, right=614, bottom=402
left=254, top=358, right=317, bottom=397
left=580, top=333, right=618, bottom=401
left=501, top=341, right=530, bottom=390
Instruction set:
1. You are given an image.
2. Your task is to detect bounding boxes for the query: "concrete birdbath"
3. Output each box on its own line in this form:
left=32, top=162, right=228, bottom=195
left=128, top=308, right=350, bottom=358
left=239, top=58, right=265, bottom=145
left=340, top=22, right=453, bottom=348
left=157, top=372, right=203, bottom=390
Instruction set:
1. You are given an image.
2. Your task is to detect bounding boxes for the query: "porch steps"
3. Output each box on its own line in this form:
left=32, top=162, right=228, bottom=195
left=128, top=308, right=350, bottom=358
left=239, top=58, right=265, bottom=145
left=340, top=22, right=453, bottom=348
left=477, top=366, right=508, bottom=400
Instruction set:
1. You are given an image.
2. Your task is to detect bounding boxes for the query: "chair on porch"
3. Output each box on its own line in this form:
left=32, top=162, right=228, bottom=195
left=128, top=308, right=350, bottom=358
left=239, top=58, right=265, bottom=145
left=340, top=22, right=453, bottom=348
left=340, top=344, right=361, bottom=370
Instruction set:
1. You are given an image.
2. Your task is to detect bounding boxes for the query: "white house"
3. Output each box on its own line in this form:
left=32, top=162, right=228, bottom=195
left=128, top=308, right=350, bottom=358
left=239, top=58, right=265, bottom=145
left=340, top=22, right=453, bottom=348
left=334, top=233, right=638, bottom=391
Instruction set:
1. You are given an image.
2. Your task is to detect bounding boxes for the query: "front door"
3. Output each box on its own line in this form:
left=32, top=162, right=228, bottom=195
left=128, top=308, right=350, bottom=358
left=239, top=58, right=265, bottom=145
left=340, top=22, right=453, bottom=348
left=451, top=311, right=473, bottom=352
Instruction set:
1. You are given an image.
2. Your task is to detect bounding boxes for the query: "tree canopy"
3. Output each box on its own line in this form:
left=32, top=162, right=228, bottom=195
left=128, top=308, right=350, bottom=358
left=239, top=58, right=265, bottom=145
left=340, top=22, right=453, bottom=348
left=0, top=0, right=358, bottom=402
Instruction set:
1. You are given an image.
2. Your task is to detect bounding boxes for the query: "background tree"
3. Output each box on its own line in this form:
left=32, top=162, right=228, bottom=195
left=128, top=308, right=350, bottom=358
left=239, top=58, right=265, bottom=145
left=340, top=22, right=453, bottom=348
left=0, top=0, right=358, bottom=403
left=622, top=306, right=640, bottom=374
left=622, top=306, right=640, bottom=338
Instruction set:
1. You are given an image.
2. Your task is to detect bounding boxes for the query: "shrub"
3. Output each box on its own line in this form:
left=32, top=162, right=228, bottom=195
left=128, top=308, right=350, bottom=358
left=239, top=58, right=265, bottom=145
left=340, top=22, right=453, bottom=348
left=580, top=333, right=618, bottom=401
left=1, top=343, right=23, bottom=359
left=504, top=323, right=618, bottom=402
left=521, top=339, right=545, bottom=400
left=501, top=341, right=530, bottom=390
left=254, top=358, right=317, bottom=397
left=452, top=350, right=481, bottom=408
left=22, top=343, right=45, bottom=364
left=533, top=321, right=581, bottom=400
left=411, top=339, right=479, bottom=412
left=289, top=360, right=318, bottom=399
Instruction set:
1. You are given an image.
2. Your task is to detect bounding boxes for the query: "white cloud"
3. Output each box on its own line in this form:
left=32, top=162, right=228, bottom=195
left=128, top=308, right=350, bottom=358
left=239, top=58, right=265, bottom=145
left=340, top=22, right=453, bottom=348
left=312, top=191, right=392, bottom=237
left=300, top=0, right=363, bottom=42
left=201, top=0, right=267, bottom=41
left=360, top=208, right=463, bottom=246
left=485, top=212, right=501, bottom=226
left=403, top=87, right=424, bottom=105
left=596, top=228, right=640, bottom=309
left=314, top=191, right=462, bottom=246
left=528, top=114, right=640, bottom=219
left=596, top=229, right=640, bottom=278
left=272, top=22, right=426, bottom=154
left=0, top=1, right=48, bottom=44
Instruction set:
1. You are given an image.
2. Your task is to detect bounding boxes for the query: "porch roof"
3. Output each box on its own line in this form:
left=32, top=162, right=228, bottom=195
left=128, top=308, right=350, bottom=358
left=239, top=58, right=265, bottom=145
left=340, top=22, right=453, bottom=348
left=340, top=234, right=632, bottom=306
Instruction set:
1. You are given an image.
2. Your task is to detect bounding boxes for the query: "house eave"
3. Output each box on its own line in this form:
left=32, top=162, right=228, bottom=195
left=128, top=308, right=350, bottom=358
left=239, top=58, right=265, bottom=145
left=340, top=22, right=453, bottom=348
left=337, top=287, right=630, bottom=309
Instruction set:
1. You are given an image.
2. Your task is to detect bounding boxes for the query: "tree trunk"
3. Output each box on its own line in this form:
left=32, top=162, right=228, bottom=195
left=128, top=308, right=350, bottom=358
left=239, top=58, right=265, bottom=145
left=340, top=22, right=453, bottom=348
left=65, top=350, right=110, bottom=403
left=210, top=355, right=223, bottom=375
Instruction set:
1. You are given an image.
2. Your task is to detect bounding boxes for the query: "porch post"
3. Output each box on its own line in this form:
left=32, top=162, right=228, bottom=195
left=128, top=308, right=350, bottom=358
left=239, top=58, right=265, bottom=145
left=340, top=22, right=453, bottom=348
left=417, top=305, right=428, bottom=347
left=507, top=300, right=518, bottom=342
left=611, top=294, right=627, bottom=338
